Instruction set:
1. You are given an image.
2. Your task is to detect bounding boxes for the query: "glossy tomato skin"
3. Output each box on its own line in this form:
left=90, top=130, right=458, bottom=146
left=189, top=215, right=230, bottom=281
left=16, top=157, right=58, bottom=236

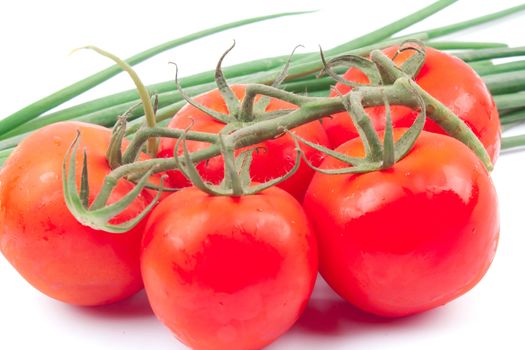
left=303, top=130, right=499, bottom=317
left=323, top=47, right=500, bottom=163
left=157, top=84, right=330, bottom=201
left=0, top=122, right=152, bottom=306
left=141, top=186, right=318, bottom=350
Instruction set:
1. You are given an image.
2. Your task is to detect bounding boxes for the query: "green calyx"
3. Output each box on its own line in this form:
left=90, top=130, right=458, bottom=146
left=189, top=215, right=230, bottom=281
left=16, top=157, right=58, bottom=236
left=176, top=42, right=298, bottom=125
left=291, top=42, right=425, bottom=175
left=62, top=131, right=165, bottom=233
left=290, top=77, right=427, bottom=175
left=173, top=126, right=301, bottom=197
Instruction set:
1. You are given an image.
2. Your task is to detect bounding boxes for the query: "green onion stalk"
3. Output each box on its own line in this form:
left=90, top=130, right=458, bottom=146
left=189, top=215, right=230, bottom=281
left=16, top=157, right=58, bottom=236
left=3, top=1, right=525, bottom=164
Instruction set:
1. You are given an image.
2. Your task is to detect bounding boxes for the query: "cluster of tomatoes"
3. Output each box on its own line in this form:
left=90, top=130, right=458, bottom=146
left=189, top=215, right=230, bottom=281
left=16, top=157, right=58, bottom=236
left=0, top=47, right=500, bottom=350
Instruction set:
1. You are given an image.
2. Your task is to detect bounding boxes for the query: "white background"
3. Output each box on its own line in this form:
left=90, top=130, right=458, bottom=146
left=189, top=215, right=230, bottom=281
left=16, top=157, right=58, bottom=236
left=1, top=1, right=525, bottom=349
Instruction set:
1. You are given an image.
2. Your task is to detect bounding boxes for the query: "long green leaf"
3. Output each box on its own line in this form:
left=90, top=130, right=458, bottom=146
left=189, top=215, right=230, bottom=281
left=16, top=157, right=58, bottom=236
left=455, top=46, right=525, bottom=62
left=326, top=0, right=457, bottom=56
left=423, top=3, right=525, bottom=39
left=0, top=11, right=312, bottom=136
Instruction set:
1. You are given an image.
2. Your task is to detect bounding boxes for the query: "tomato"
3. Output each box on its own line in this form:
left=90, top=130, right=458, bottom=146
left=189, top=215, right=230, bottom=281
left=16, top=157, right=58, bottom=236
left=0, top=122, right=153, bottom=306
left=323, top=46, right=501, bottom=163
left=157, top=84, right=330, bottom=201
left=303, top=130, right=499, bottom=317
left=141, top=186, right=318, bottom=350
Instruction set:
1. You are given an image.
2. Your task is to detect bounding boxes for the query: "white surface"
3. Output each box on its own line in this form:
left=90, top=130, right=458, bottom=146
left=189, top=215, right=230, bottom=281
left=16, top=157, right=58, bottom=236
left=1, top=1, right=525, bottom=349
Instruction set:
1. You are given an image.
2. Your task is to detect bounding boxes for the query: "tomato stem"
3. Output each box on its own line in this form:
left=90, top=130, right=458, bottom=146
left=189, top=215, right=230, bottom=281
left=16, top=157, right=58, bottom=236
left=346, top=92, right=384, bottom=159
left=122, top=128, right=218, bottom=164
left=106, top=117, right=127, bottom=169
left=105, top=77, right=491, bottom=184
left=78, top=46, right=158, bottom=156
left=63, top=65, right=492, bottom=231
left=215, top=42, right=241, bottom=119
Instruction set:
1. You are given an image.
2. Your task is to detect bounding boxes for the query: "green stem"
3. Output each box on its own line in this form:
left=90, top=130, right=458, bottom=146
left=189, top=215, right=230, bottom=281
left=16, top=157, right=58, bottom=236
left=0, top=54, right=302, bottom=140
left=122, top=128, right=218, bottom=164
left=494, top=92, right=525, bottom=111
left=0, top=148, right=12, bottom=160
left=10, top=1, right=442, bottom=141
left=4, top=2, right=525, bottom=145
left=0, top=134, right=25, bottom=152
left=0, top=61, right=516, bottom=157
left=455, top=46, right=525, bottom=62
left=468, top=60, right=494, bottom=71
left=325, top=0, right=456, bottom=56
left=412, top=82, right=492, bottom=170
left=79, top=46, right=158, bottom=155
left=427, top=41, right=507, bottom=50
left=422, top=3, right=525, bottom=39
left=14, top=0, right=448, bottom=139
left=483, top=70, right=525, bottom=95
left=125, top=105, right=181, bottom=135
left=8, top=1, right=522, bottom=143
left=500, top=109, right=525, bottom=125
left=475, top=60, right=525, bottom=76
left=501, top=134, right=525, bottom=150
left=109, top=78, right=490, bottom=183
left=1, top=56, right=335, bottom=143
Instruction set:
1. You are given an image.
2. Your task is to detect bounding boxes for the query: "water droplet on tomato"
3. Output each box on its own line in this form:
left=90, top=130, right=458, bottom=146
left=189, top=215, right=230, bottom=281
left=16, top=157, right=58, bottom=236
left=39, top=171, right=57, bottom=183
left=53, top=136, right=62, bottom=146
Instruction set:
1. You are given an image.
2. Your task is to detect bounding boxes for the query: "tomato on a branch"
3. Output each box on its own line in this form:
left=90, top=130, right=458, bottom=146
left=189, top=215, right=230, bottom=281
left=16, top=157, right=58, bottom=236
left=157, top=45, right=330, bottom=201
left=322, top=45, right=501, bottom=163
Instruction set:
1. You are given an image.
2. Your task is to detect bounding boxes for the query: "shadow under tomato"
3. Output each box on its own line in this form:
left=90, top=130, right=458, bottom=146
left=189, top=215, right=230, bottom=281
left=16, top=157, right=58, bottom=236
left=67, top=290, right=154, bottom=320
left=288, top=276, right=451, bottom=338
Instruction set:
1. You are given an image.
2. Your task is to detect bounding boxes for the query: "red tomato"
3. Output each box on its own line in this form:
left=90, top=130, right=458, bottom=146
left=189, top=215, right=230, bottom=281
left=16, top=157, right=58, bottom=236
left=157, top=84, right=330, bottom=200
left=141, top=186, right=318, bottom=350
left=323, top=46, right=501, bottom=163
left=303, top=130, right=499, bottom=317
left=0, top=122, right=153, bottom=306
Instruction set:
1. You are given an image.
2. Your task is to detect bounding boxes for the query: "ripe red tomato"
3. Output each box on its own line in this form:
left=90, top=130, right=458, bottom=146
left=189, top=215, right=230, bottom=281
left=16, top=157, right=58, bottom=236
left=323, top=46, right=501, bottom=163
left=303, top=130, right=499, bottom=317
left=157, top=84, right=330, bottom=200
left=141, top=186, right=318, bottom=350
left=0, top=122, right=153, bottom=306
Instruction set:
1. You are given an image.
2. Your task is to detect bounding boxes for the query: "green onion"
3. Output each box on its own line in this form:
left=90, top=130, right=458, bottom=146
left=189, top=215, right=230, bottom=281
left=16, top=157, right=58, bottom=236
left=0, top=0, right=467, bottom=141
left=502, top=134, right=525, bottom=150
left=0, top=11, right=311, bottom=137
left=428, top=41, right=508, bottom=50
left=455, top=46, right=525, bottom=62
left=322, top=0, right=457, bottom=56
left=6, top=2, right=525, bottom=142
left=494, top=92, right=525, bottom=111
left=484, top=71, right=525, bottom=95
left=500, top=109, right=525, bottom=125
left=0, top=54, right=307, bottom=140
left=3, top=2, right=525, bottom=164
left=474, top=60, right=525, bottom=76
left=421, top=3, right=525, bottom=39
